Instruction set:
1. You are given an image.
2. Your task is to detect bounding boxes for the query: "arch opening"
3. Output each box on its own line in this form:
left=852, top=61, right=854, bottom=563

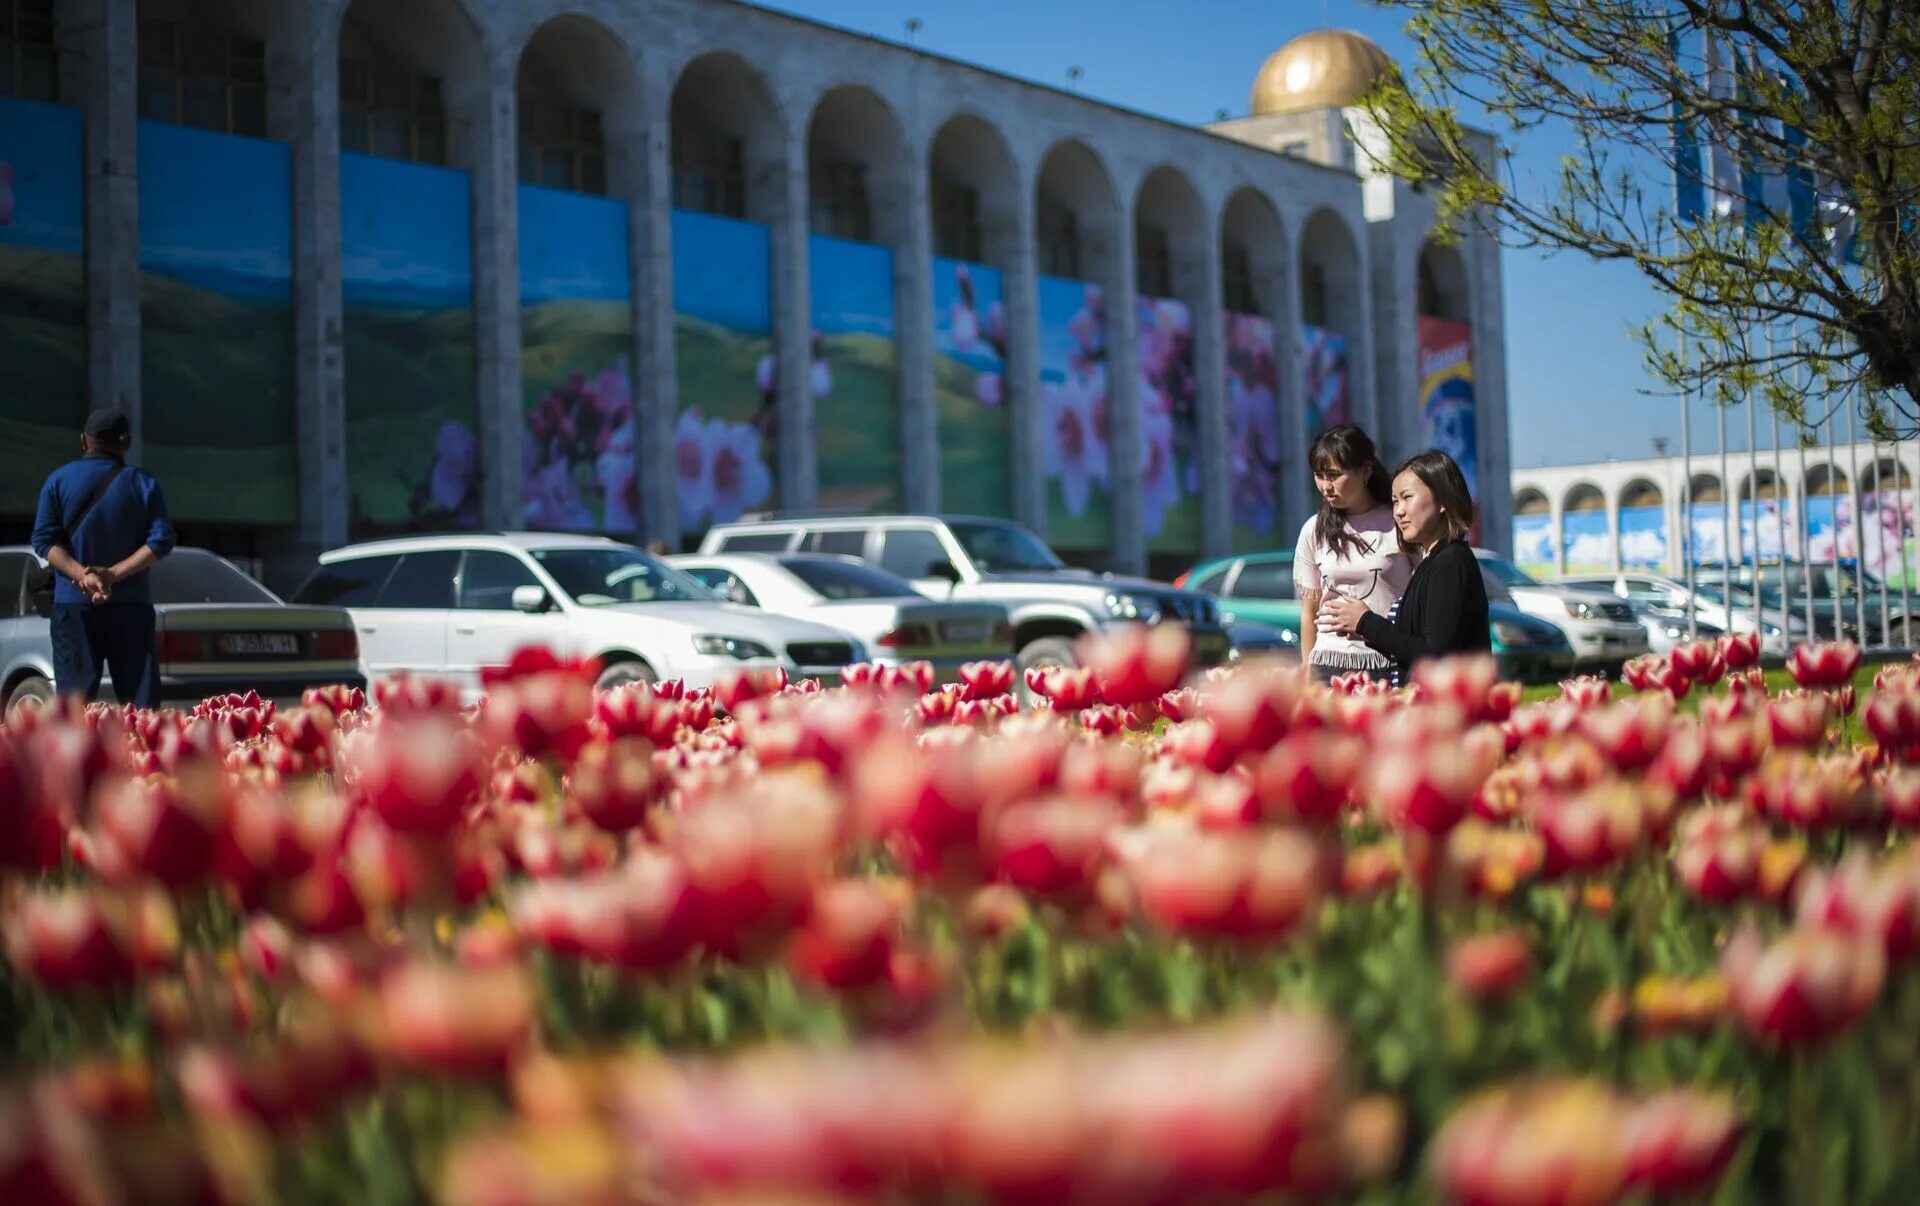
left=670, top=51, right=783, bottom=223
left=517, top=16, right=639, bottom=197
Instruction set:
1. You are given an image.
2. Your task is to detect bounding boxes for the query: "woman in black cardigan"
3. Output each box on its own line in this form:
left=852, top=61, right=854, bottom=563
left=1317, top=450, right=1489, bottom=684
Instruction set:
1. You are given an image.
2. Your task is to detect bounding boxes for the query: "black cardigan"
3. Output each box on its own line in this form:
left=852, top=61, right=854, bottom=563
left=1354, top=538, right=1490, bottom=675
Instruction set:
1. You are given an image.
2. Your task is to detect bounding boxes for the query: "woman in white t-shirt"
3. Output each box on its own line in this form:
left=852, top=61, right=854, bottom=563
left=1293, top=424, right=1414, bottom=682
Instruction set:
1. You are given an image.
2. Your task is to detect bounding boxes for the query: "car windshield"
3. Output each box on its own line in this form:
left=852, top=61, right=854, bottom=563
left=780, top=557, right=921, bottom=600
left=530, top=548, right=709, bottom=606
left=948, top=520, right=1065, bottom=573
left=1477, top=555, right=1539, bottom=588
left=151, top=550, right=280, bottom=605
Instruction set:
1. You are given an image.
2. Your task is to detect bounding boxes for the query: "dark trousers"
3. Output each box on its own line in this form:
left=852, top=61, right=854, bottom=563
left=50, top=603, right=159, bottom=709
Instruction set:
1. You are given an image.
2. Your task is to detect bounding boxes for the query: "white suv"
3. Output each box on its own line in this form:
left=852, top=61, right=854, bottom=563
left=1474, top=549, right=1650, bottom=670
left=292, top=533, right=867, bottom=696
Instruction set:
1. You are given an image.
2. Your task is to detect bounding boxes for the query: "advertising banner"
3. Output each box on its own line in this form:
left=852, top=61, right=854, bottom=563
left=1618, top=505, right=1669, bottom=570
left=1417, top=316, right=1477, bottom=502
left=810, top=235, right=900, bottom=512
left=1513, top=512, right=1555, bottom=578
left=341, top=153, right=478, bottom=533
left=1302, top=323, right=1350, bottom=442
left=1561, top=509, right=1612, bottom=574
left=671, top=211, right=774, bottom=542
left=1037, top=276, right=1112, bottom=552
left=0, top=96, right=84, bottom=516
left=1138, top=295, right=1200, bottom=553
left=1225, top=311, right=1281, bottom=550
left=520, top=184, right=634, bottom=533
left=139, top=120, right=295, bottom=523
left=933, top=258, right=1012, bottom=519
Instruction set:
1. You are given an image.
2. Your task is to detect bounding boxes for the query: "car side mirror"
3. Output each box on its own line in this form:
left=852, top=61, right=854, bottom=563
left=926, top=560, right=962, bottom=585
left=511, top=585, right=551, bottom=613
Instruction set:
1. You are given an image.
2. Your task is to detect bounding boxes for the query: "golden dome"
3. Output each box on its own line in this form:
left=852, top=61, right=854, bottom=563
left=1250, top=29, right=1397, bottom=116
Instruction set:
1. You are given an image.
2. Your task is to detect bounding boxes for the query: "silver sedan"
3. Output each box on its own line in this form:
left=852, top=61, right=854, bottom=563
left=670, top=552, right=1013, bottom=680
left=0, top=546, right=364, bottom=716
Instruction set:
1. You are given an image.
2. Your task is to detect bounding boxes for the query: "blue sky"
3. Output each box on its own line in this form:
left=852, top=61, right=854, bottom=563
left=755, top=0, right=1726, bottom=470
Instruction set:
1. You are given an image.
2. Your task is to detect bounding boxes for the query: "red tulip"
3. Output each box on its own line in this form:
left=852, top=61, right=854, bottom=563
left=1366, top=740, right=1496, bottom=836
left=1535, top=784, right=1646, bottom=879
left=594, top=683, right=684, bottom=745
left=0, top=733, right=66, bottom=873
left=93, top=773, right=223, bottom=889
left=1079, top=622, right=1191, bottom=706
left=960, top=660, right=1016, bottom=701
left=1674, top=806, right=1763, bottom=903
left=1432, top=1080, right=1630, bottom=1206
left=1254, top=732, right=1362, bottom=825
left=1576, top=694, right=1672, bottom=769
left=302, top=683, right=366, bottom=715
left=346, top=718, right=483, bottom=834
left=1720, top=631, right=1761, bottom=669
left=1788, top=640, right=1862, bottom=689
left=373, top=673, right=462, bottom=716
left=1863, top=689, right=1920, bottom=761
left=1164, top=719, right=1238, bottom=774
left=713, top=666, right=789, bottom=714
left=988, top=796, right=1122, bottom=897
left=1031, top=665, right=1097, bottom=712
left=1647, top=720, right=1711, bottom=799
left=1882, top=768, right=1920, bottom=826
left=378, top=959, right=533, bottom=1075
left=4, top=889, right=130, bottom=989
left=1446, top=930, right=1532, bottom=1000
left=1116, top=823, right=1327, bottom=942
left=1413, top=654, right=1503, bottom=722
left=1767, top=693, right=1831, bottom=750
left=786, top=878, right=905, bottom=990
left=1720, top=922, right=1884, bottom=1044
left=1077, top=704, right=1127, bottom=736
left=568, top=737, right=657, bottom=831
left=1157, top=687, right=1200, bottom=722
left=1201, top=666, right=1302, bottom=758
left=239, top=914, right=294, bottom=984
left=1622, top=1088, right=1741, bottom=1195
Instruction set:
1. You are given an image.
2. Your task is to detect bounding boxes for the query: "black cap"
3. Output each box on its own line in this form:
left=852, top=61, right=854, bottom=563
left=83, top=409, right=131, bottom=441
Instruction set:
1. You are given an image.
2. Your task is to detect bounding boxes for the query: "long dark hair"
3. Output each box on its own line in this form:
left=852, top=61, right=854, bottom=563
left=1310, top=424, right=1392, bottom=561
left=1392, top=450, right=1476, bottom=553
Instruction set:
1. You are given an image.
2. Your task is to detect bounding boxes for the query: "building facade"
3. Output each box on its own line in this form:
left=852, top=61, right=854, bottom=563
left=0, top=0, right=1509, bottom=587
left=1511, top=443, right=1920, bottom=588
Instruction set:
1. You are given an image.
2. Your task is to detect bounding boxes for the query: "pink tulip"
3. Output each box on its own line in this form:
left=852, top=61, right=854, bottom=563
left=1080, top=623, right=1191, bottom=706
left=1721, top=922, right=1884, bottom=1044
left=1789, top=641, right=1862, bottom=689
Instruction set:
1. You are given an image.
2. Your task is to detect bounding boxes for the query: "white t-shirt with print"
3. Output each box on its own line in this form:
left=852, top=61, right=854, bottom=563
left=1292, top=507, right=1415, bottom=669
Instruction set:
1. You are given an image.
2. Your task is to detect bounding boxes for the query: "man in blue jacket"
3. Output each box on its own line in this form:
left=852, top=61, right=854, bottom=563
left=31, top=409, right=177, bottom=707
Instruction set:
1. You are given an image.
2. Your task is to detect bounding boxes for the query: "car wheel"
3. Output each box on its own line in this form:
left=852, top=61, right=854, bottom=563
left=4, top=674, right=54, bottom=719
left=1891, top=615, right=1916, bottom=648
left=1016, top=636, right=1080, bottom=705
left=595, top=658, right=656, bottom=692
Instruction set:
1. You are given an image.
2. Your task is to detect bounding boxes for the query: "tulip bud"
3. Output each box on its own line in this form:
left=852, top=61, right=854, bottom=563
left=1446, top=929, right=1532, bottom=1000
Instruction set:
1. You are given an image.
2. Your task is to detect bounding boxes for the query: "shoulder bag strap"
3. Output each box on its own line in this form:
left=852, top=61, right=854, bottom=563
left=65, top=462, right=128, bottom=544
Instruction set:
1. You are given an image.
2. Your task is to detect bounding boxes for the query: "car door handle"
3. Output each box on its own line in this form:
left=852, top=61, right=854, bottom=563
left=454, top=626, right=476, bottom=636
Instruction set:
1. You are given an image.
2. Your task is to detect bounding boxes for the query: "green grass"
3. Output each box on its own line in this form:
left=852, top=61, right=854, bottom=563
left=816, top=331, right=901, bottom=512
left=140, top=271, right=296, bottom=524
left=0, top=245, right=87, bottom=514
left=342, top=302, right=479, bottom=528
left=933, top=352, right=1013, bottom=519
left=1521, top=663, right=1885, bottom=742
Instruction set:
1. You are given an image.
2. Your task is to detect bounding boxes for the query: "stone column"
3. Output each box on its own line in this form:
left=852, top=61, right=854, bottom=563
left=895, top=139, right=939, bottom=512
left=633, top=76, right=679, bottom=546
left=772, top=125, right=815, bottom=509
left=1002, top=168, right=1045, bottom=536
left=1470, top=221, right=1512, bottom=554
left=1107, top=203, right=1145, bottom=576
left=289, top=2, right=348, bottom=555
left=1366, top=219, right=1410, bottom=467
left=1273, top=239, right=1308, bottom=543
left=1192, top=217, right=1230, bottom=560
left=79, top=0, right=140, bottom=448
left=471, top=52, right=521, bottom=529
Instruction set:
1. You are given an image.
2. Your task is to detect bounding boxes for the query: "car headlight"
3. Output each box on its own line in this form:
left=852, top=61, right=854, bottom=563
left=1664, top=625, right=1687, bottom=640
left=693, top=634, right=777, bottom=660
left=1105, top=592, right=1164, bottom=623
left=1563, top=599, right=1597, bottom=620
left=1493, top=622, right=1531, bottom=644
left=1761, top=623, right=1783, bottom=636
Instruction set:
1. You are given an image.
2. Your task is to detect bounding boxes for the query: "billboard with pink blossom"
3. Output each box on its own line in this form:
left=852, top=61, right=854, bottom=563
left=811, top=235, right=900, bottom=512
left=520, top=184, right=635, bottom=533
left=933, top=258, right=1011, bottom=518
left=672, top=211, right=774, bottom=542
left=1302, top=324, right=1350, bottom=441
left=0, top=95, right=84, bottom=518
left=341, top=152, right=478, bottom=533
left=1225, top=312, right=1281, bottom=551
left=139, top=120, right=296, bottom=524
left=1038, top=276, right=1111, bottom=553
left=1138, top=296, right=1200, bottom=554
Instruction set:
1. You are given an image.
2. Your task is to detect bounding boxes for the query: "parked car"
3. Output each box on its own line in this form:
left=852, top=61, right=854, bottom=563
left=1475, top=550, right=1650, bottom=670
left=1225, top=619, right=1299, bottom=662
left=0, top=545, right=364, bottom=717
left=1555, top=572, right=1797, bottom=657
left=291, top=534, right=866, bottom=697
left=1174, top=549, right=1571, bottom=682
left=699, top=514, right=1232, bottom=674
left=668, top=552, right=1012, bottom=679
left=1700, top=562, right=1909, bottom=645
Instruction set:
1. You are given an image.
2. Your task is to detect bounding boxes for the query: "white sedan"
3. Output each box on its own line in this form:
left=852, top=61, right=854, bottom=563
left=670, top=552, right=1013, bottom=679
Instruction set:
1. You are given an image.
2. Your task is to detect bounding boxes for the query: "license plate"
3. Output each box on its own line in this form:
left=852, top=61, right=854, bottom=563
left=941, top=621, right=989, bottom=644
left=219, top=633, right=300, bottom=657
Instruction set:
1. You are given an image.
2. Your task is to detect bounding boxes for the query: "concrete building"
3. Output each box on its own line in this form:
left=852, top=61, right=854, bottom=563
left=1510, top=442, right=1920, bottom=582
left=0, top=2, right=1510, bottom=588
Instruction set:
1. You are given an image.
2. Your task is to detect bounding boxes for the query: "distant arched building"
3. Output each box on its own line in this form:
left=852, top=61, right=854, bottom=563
left=0, top=11, right=1508, bottom=587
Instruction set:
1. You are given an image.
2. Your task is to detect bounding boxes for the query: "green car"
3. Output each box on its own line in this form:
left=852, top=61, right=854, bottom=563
left=1177, top=552, right=1578, bottom=684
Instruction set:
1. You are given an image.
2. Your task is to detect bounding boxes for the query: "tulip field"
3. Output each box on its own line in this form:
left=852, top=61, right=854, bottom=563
left=10, top=627, right=1920, bottom=1203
